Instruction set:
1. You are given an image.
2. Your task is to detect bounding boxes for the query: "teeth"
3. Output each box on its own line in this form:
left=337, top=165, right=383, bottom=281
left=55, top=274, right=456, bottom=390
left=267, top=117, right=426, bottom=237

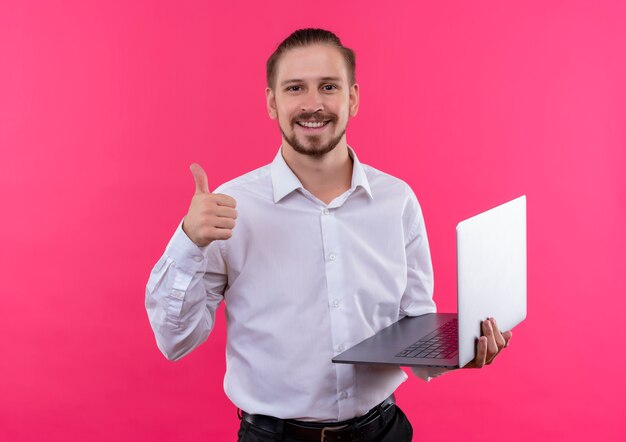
left=298, top=121, right=327, bottom=128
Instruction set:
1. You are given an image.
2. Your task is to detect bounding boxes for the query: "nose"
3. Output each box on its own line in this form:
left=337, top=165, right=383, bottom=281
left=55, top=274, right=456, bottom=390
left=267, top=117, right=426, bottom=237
left=301, top=89, right=324, bottom=113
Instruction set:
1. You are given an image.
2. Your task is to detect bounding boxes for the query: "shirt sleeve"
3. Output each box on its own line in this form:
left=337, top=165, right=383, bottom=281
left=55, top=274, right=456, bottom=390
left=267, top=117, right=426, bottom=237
left=399, top=186, right=452, bottom=381
left=399, top=185, right=436, bottom=318
left=145, top=220, right=228, bottom=361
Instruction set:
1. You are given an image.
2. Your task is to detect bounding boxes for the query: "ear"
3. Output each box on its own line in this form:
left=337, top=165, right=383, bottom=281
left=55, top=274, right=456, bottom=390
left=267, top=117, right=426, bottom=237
left=266, top=87, right=277, bottom=120
left=349, top=83, right=360, bottom=117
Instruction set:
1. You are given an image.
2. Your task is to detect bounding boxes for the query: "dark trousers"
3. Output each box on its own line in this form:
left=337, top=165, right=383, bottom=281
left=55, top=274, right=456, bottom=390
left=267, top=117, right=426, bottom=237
left=237, top=405, right=413, bottom=442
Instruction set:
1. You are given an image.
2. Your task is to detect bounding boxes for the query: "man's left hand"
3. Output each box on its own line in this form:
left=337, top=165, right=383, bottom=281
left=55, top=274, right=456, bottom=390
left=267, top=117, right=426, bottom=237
left=464, top=317, right=512, bottom=368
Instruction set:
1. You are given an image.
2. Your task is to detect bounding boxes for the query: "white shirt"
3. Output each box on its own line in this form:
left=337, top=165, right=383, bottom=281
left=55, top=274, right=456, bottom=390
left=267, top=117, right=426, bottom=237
left=145, top=146, right=447, bottom=422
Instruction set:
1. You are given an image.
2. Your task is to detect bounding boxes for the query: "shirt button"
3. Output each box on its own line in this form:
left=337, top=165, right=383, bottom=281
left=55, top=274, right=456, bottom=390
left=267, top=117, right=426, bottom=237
left=337, top=344, right=345, bottom=352
left=193, top=255, right=202, bottom=262
left=328, top=253, right=336, bottom=261
left=339, top=391, right=348, bottom=400
left=171, top=289, right=184, bottom=300
left=332, top=299, right=340, bottom=308
left=323, top=208, right=330, bottom=215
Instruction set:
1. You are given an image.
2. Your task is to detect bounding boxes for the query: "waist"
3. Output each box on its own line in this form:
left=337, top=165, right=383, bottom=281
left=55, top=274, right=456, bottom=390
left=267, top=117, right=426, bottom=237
left=241, top=395, right=396, bottom=441
left=225, top=366, right=408, bottom=421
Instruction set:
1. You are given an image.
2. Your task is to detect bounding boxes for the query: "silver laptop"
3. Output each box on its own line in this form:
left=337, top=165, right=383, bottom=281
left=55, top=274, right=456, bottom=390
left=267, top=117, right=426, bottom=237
left=332, top=195, right=527, bottom=368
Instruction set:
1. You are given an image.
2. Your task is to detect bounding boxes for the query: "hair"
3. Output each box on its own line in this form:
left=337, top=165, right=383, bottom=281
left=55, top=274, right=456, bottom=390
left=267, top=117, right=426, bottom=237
left=266, top=28, right=356, bottom=89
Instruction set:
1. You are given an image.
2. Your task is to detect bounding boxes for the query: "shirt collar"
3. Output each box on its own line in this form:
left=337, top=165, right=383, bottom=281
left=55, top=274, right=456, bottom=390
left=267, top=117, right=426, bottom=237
left=270, top=146, right=374, bottom=203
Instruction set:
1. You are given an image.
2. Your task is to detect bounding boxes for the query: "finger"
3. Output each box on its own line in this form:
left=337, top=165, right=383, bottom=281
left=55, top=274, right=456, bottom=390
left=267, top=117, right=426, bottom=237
left=190, top=163, right=210, bottom=194
left=213, top=193, right=237, bottom=208
left=489, top=317, right=507, bottom=349
left=193, top=196, right=237, bottom=219
left=208, top=227, right=234, bottom=240
left=215, top=206, right=238, bottom=220
left=475, top=336, right=488, bottom=368
left=212, top=217, right=236, bottom=230
left=502, top=330, right=513, bottom=348
left=483, top=319, right=499, bottom=364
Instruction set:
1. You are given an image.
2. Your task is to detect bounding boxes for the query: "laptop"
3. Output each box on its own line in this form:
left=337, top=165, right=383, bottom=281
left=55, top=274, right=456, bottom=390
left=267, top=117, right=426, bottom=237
left=332, top=195, right=527, bottom=368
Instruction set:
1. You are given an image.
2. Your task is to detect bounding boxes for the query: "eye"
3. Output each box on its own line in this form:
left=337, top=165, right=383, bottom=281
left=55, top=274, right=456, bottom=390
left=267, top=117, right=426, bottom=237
left=286, top=85, right=302, bottom=92
left=322, top=84, right=337, bottom=91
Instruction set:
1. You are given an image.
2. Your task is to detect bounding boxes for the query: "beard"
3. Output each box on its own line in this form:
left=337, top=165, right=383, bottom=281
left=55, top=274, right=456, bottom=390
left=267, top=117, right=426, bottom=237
left=279, top=112, right=347, bottom=158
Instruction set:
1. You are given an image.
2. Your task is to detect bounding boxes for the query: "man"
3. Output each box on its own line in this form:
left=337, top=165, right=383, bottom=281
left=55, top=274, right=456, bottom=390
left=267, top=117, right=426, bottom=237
left=146, top=28, right=512, bottom=442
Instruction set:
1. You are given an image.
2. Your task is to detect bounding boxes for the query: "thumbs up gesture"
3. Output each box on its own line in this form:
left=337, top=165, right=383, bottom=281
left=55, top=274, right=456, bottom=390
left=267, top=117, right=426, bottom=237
left=182, top=163, right=238, bottom=247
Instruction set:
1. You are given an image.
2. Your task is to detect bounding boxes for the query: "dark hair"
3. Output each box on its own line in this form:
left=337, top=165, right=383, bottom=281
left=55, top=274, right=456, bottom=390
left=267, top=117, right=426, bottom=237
left=266, top=28, right=356, bottom=89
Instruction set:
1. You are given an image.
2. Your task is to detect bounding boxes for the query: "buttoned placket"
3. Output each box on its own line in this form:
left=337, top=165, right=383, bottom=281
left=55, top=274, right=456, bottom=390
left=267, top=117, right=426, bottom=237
left=318, top=193, right=357, bottom=421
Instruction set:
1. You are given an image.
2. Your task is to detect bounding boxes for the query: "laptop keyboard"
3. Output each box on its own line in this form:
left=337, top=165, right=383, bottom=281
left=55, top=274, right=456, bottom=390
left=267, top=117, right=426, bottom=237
left=395, top=318, right=458, bottom=359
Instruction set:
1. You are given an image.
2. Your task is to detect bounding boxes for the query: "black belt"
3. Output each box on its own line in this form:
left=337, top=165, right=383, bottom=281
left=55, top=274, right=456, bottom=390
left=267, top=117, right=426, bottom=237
left=240, top=396, right=396, bottom=441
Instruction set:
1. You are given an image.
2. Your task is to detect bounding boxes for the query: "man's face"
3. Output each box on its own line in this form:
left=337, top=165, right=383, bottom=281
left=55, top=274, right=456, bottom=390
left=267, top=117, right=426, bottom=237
left=266, top=44, right=359, bottom=158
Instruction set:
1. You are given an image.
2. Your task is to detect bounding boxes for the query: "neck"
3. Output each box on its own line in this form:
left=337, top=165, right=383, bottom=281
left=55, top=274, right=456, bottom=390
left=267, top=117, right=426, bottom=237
left=281, top=140, right=353, bottom=205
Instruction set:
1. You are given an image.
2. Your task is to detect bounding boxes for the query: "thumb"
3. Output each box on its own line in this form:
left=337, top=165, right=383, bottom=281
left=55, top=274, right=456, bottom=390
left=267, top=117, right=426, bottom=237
left=190, top=163, right=210, bottom=194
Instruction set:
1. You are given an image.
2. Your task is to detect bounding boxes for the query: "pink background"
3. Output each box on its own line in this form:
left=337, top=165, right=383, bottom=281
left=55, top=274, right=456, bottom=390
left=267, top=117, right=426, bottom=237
left=1, top=0, right=624, bottom=440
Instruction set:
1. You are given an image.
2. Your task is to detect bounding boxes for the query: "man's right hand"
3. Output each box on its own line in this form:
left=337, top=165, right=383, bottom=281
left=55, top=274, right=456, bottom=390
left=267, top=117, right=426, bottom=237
left=182, top=163, right=237, bottom=247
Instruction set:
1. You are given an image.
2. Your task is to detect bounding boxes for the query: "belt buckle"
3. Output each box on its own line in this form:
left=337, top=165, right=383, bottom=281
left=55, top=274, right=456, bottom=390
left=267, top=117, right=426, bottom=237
left=320, top=424, right=348, bottom=441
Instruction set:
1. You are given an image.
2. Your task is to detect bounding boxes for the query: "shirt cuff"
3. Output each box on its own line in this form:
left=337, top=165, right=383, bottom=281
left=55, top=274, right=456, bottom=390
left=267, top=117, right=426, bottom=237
left=164, top=220, right=210, bottom=273
left=410, top=366, right=452, bottom=382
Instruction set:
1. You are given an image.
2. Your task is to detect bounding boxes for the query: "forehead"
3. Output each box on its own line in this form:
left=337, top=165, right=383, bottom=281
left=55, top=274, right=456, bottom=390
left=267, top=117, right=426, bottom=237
left=275, top=44, right=349, bottom=84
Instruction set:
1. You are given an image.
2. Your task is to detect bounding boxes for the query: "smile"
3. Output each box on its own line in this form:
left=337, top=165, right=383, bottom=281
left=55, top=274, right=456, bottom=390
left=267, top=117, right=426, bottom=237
left=296, top=121, right=330, bottom=128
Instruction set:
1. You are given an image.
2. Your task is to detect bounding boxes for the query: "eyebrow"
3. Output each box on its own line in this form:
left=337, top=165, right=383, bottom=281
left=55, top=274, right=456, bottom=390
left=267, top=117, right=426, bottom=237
left=280, top=77, right=343, bottom=86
